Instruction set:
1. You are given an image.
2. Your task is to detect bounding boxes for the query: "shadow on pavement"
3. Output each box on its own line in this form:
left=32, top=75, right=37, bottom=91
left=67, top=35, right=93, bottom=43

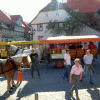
left=0, top=83, right=21, bottom=100
left=15, top=60, right=100, bottom=100
left=87, top=88, right=100, bottom=100
left=15, top=67, right=73, bottom=100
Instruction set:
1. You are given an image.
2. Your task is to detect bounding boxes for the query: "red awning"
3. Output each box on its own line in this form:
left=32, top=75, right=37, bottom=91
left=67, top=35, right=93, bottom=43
left=40, top=35, right=100, bottom=44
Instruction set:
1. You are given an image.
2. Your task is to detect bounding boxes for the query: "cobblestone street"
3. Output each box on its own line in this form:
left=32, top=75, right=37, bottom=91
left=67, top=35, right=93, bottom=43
left=0, top=61, right=100, bottom=100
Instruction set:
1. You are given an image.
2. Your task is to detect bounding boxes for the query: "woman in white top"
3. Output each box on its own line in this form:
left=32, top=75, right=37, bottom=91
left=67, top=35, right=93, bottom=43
left=82, top=42, right=89, bottom=49
left=62, top=49, right=71, bottom=81
left=70, top=58, right=83, bottom=100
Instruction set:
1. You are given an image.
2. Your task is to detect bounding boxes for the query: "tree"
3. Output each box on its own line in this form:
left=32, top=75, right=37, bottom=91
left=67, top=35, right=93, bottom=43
left=97, top=8, right=100, bottom=15
left=46, top=20, right=64, bottom=36
left=46, top=16, right=84, bottom=36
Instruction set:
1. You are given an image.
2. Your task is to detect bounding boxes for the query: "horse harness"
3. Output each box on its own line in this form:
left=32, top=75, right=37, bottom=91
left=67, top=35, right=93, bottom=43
left=0, top=59, right=17, bottom=75
left=14, top=48, right=24, bottom=55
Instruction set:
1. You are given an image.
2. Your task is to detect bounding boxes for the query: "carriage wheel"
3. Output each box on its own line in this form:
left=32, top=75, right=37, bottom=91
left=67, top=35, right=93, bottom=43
left=57, top=61, right=62, bottom=68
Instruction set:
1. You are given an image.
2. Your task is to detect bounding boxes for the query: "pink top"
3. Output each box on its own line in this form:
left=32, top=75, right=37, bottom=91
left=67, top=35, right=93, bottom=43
left=71, top=65, right=83, bottom=75
left=64, top=53, right=71, bottom=65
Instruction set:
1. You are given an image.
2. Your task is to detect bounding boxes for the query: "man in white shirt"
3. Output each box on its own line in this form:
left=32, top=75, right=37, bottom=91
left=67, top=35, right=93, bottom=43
left=62, top=49, right=71, bottom=81
left=80, top=49, right=94, bottom=84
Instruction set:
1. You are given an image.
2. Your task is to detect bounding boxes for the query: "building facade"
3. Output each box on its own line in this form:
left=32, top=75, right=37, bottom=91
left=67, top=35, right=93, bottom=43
left=22, top=21, right=32, bottom=41
left=30, top=0, right=100, bottom=42
left=0, top=10, right=25, bottom=42
left=30, top=0, right=70, bottom=41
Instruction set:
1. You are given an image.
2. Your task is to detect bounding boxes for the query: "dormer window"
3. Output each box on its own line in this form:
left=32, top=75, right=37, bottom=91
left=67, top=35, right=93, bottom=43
left=55, top=11, right=59, bottom=16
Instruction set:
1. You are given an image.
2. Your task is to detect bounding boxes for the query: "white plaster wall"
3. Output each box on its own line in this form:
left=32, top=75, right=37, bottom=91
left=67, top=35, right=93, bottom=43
left=31, top=9, right=70, bottom=41
left=73, top=25, right=100, bottom=47
left=31, top=9, right=70, bottom=24
left=32, top=24, right=53, bottom=41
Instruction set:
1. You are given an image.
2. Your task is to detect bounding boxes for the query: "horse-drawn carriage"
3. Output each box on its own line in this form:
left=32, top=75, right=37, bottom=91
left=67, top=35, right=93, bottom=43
left=0, top=40, right=46, bottom=92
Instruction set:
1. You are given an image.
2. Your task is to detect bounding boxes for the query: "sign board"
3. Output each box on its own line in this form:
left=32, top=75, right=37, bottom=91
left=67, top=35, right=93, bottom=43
left=51, top=54, right=64, bottom=59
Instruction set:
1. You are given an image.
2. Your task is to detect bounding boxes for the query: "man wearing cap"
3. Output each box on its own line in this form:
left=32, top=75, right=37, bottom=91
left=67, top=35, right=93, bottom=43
left=81, top=49, right=94, bottom=84
left=30, top=48, right=41, bottom=79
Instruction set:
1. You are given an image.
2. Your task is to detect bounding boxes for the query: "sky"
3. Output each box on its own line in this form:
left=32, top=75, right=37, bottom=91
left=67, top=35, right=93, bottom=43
left=0, top=0, right=67, bottom=23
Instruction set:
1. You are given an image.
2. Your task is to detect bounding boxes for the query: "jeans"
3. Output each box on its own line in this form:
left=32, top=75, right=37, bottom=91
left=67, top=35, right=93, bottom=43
left=31, top=63, right=40, bottom=78
left=63, top=65, right=71, bottom=79
left=82, top=65, right=93, bottom=82
left=71, top=74, right=80, bottom=96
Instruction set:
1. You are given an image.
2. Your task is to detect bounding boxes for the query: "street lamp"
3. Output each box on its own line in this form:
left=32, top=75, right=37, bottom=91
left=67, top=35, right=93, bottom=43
left=29, top=29, right=36, bottom=41
left=32, top=29, right=36, bottom=40
left=28, top=31, right=31, bottom=41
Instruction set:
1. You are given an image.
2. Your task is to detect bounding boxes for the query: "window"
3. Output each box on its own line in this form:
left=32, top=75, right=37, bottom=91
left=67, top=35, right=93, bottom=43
left=37, top=24, right=43, bottom=31
left=4, top=29, right=6, bottom=34
left=45, top=12, right=48, bottom=17
left=59, top=23, right=64, bottom=27
left=38, top=36, right=43, bottom=40
left=54, top=23, right=59, bottom=30
left=6, top=30, right=7, bottom=34
left=55, top=11, right=59, bottom=16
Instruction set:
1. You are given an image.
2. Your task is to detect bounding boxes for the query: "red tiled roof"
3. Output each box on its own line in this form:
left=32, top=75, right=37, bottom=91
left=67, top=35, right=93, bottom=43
left=0, top=10, right=13, bottom=27
left=22, top=22, right=30, bottom=29
left=66, top=0, right=100, bottom=13
left=10, top=15, right=20, bottom=20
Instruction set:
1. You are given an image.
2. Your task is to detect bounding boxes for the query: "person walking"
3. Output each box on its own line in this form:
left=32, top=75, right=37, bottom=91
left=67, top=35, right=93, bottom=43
left=30, top=48, right=41, bottom=79
left=80, top=49, right=94, bottom=84
left=62, top=49, right=71, bottom=81
left=70, top=58, right=83, bottom=100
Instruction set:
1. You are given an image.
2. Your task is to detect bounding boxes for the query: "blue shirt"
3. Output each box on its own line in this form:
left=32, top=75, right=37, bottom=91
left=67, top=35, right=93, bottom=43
left=84, top=54, right=93, bottom=64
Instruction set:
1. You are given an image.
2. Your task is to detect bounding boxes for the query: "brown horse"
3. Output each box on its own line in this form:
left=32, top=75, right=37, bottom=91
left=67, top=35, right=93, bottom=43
left=0, top=54, right=31, bottom=93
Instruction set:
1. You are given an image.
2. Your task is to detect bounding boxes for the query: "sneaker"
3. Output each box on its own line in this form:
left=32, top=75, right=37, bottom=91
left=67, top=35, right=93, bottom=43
left=39, top=76, right=41, bottom=79
left=31, top=77, right=33, bottom=79
left=90, top=82, right=94, bottom=85
left=62, top=75, right=65, bottom=79
left=12, top=85, right=16, bottom=87
left=80, top=80, right=82, bottom=82
left=65, top=78, right=69, bottom=81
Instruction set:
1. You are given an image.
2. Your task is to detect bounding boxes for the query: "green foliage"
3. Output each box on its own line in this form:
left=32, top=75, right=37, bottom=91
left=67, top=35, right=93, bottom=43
left=46, top=16, right=84, bottom=36
left=46, top=20, right=63, bottom=35
left=97, top=8, right=100, bottom=15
